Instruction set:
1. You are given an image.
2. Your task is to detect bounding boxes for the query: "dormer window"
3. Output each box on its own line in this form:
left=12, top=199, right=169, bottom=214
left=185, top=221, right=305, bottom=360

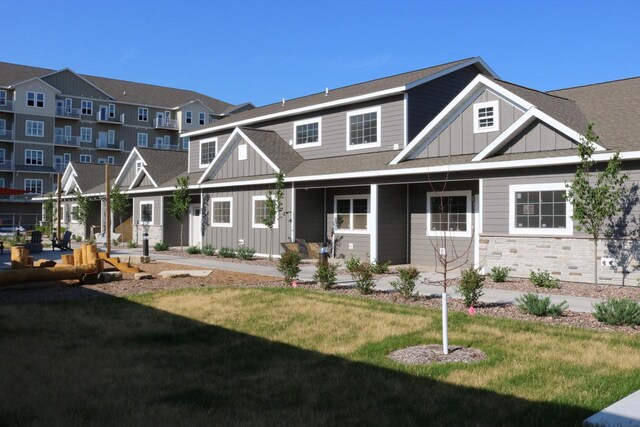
left=473, top=100, right=499, bottom=133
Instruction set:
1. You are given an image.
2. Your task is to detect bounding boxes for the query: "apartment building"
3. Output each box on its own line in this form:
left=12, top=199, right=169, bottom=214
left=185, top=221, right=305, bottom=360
left=0, top=61, right=250, bottom=228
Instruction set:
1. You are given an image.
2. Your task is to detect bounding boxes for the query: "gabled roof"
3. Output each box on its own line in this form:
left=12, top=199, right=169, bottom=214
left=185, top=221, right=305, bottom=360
left=135, top=148, right=188, bottom=188
left=63, top=162, right=122, bottom=195
left=0, top=62, right=52, bottom=87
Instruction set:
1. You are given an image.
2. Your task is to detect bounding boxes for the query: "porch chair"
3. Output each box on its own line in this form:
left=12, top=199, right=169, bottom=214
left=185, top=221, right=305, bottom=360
left=52, top=231, right=72, bottom=252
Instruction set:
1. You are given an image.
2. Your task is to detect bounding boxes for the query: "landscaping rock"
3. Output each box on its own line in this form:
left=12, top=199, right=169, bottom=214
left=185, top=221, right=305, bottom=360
left=81, top=273, right=100, bottom=286
left=158, top=270, right=212, bottom=279
left=388, top=344, right=487, bottom=365
left=99, top=272, right=123, bottom=283
left=134, top=273, right=153, bottom=280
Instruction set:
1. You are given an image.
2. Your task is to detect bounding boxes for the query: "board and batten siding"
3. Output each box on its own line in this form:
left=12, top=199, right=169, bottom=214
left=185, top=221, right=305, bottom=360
left=496, top=121, right=576, bottom=155
left=211, top=139, right=276, bottom=180
left=42, top=70, right=110, bottom=100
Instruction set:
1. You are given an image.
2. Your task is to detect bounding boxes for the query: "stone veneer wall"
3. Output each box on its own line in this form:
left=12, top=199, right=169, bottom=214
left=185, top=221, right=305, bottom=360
left=479, top=234, right=640, bottom=287
left=65, top=222, right=85, bottom=240
left=134, top=224, right=163, bottom=246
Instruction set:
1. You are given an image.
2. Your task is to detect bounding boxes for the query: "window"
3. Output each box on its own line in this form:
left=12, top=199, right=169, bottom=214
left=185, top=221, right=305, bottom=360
left=24, top=179, right=43, bottom=194
left=26, top=91, right=44, bottom=108
left=140, top=201, right=153, bottom=224
left=155, top=136, right=169, bottom=149
left=334, top=195, right=369, bottom=233
left=211, top=197, right=233, bottom=227
left=199, top=138, right=216, bottom=168
left=137, top=132, right=148, bottom=147
left=80, top=154, right=91, bottom=163
left=0, top=178, right=4, bottom=187
left=138, top=107, right=148, bottom=122
left=81, top=100, right=93, bottom=115
left=347, top=106, right=381, bottom=150
left=98, top=158, right=107, bottom=164
left=473, top=100, right=499, bottom=133
left=108, top=130, right=115, bottom=144
left=293, top=117, right=321, bottom=148
left=427, top=191, right=472, bottom=238
left=71, top=204, right=79, bottom=222
left=25, top=120, right=44, bottom=137
left=252, top=195, right=277, bottom=228
left=0, top=148, right=5, bottom=164
left=509, top=183, right=573, bottom=236
left=181, top=136, right=190, bottom=150
left=107, top=156, right=115, bottom=164
left=80, top=127, right=92, bottom=143
left=199, top=112, right=206, bottom=125
left=185, top=111, right=192, bottom=124
left=25, top=149, right=44, bottom=166
left=238, top=144, right=247, bottom=161
left=0, top=90, right=6, bottom=105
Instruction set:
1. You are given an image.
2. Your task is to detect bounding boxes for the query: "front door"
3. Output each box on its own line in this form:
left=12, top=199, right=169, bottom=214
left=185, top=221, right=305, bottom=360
left=190, top=205, right=201, bottom=246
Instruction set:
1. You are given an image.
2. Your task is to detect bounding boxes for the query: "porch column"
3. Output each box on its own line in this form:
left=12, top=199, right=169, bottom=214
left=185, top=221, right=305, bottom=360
left=370, top=184, right=378, bottom=262
left=474, top=179, right=484, bottom=272
left=290, top=183, right=296, bottom=242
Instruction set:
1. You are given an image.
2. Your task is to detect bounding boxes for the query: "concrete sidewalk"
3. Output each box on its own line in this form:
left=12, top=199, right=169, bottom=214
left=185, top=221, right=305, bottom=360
left=584, top=390, right=640, bottom=426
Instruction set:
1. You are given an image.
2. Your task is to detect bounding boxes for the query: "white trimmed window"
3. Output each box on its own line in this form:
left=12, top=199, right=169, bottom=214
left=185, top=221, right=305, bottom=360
left=347, top=106, right=381, bottom=150
left=81, top=100, right=93, bottom=115
left=25, top=120, right=44, bottom=137
left=199, top=138, right=217, bottom=168
left=107, top=156, right=115, bottom=164
left=108, top=103, right=116, bottom=118
left=473, top=100, right=499, bottom=133
left=211, top=197, right=233, bottom=227
left=252, top=195, right=278, bottom=229
left=137, top=132, right=148, bottom=147
left=24, top=178, right=43, bottom=194
left=138, top=107, right=148, bottom=122
left=427, top=190, right=472, bottom=238
left=185, top=111, right=192, bottom=124
left=293, top=117, right=321, bottom=148
left=199, top=112, right=206, bottom=125
left=80, top=154, right=91, bottom=163
left=71, top=204, right=79, bottom=222
left=140, top=201, right=154, bottom=224
left=509, top=183, right=573, bottom=236
left=26, top=91, right=44, bottom=108
left=25, top=149, right=43, bottom=166
left=80, top=127, right=92, bottom=143
left=135, top=160, right=143, bottom=174
left=334, top=195, right=369, bottom=233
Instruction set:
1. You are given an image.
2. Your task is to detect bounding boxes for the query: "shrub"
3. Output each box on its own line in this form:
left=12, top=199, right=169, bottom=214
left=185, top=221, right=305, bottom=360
left=529, top=269, right=559, bottom=289
left=345, top=256, right=361, bottom=273
left=202, top=245, right=215, bottom=256
left=390, top=266, right=420, bottom=299
left=370, top=259, right=391, bottom=274
left=278, top=250, right=302, bottom=285
left=351, top=262, right=376, bottom=294
left=186, top=246, right=202, bottom=255
left=459, top=268, right=485, bottom=308
left=127, top=240, right=138, bottom=249
left=218, top=247, right=236, bottom=258
left=74, top=235, right=82, bottom=242
left=112, top=238, right=120, bottom=247
left=154, top=241, right=169, bottom=251
left=313, top=262, right=340, bottom=290
left=516, top=293, right=567, bottom=317
left=236, top=246, right=256, bottom=260
left=490, top=266, right=510, bottom=282
left=593, top=298, right=640, bottom=326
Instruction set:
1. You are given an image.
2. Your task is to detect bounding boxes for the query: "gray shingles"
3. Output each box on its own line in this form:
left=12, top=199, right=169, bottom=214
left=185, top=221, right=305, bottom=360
left=70, top=163, right=122, bottom=194
left=240, top=128, right=304, bottom=174
left=136, top=148, right=188, bottom=187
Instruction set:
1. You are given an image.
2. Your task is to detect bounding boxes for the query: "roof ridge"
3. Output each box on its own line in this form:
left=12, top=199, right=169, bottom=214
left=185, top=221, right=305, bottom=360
left=548, top=75, right=640, bottom=92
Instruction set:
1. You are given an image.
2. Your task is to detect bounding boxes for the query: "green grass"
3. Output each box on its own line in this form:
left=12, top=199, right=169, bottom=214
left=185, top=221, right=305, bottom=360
left=1, top=287, right=639, bottom=426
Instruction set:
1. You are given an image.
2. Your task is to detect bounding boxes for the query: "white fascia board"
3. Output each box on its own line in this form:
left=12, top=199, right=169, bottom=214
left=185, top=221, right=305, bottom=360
left=175, top=98, right=215, bottom=114
left=404, top=57, right=498, bottom=90
left=61, top=163, right=77, bottom=187
left=64, top=177, right=81, bottom=195
left=129, top=165, right=158, bottom=190
left=114, top=147, right=144, bottom=186
left=236, top=128, right=281, bottom=173
left=197, top=129, right=240, bottom=184
left=535, top=109, right=605, bottom=152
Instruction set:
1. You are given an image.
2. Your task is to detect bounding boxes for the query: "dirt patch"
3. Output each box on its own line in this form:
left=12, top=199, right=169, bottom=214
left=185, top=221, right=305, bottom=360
left=389, top=344, right=487, bottom=365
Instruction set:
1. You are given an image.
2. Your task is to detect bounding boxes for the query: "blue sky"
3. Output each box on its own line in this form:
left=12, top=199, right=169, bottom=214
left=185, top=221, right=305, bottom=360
left=5, top=0, right=640, bottom=106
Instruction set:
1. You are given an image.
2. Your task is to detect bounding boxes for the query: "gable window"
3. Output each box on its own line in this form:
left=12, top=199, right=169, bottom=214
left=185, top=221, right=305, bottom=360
left=81, top=100, right=93, bottom=115
left=427, top=190, right=472, bottom=238
left=347, top=106, right=381, bottom=150
left=199, top=112, right=206, bottom=125
left=185, top=111, right=192, bottom=124
left=252, top=195, right=277, bottom=229
left=80, top=154, right=91, bottom=163
left=137, top=132, right=148, bottom=147
left=138, top=107, right=148, bottom=122
left=509, top=183, right=573, bottom=236
left=199, top=138, right=217, bottom=168
left=25, top=120, right=44, bottom=137
left=25, top=149, right=44, bottom=166
left=211, top=197, right=233, bottom=227
left=0, top=90, right=6, bottom=105
left=80, top=127, right=92, bottom=143
left=334, top=195, right=369, bottom=233
left=26, top=91, right=45, bottom=108
left=140, top=201, right=154, bottom=224
left=473, top=100, right=499, bottom=133
left=24, top=178, right=43, bottom=194
left=293, top=117, right=321, bottom=148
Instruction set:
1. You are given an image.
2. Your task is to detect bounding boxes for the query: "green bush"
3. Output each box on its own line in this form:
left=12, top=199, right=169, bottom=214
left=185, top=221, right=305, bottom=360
left=112, top=238, right=120, bottom=247
left=202, top=245, right=215, bottom=256
left=370, top=259, right=391, bottom=274
left=186, top=246, right=202, bottom=255
left=154, top=241, right=169, bottom=251
left=390, top=266, right=421, bottom=299
left=490, top=266, right=510, bottom=282
left=459, top=268, right=485, bottom=307
left=529, top=269, right=559, bottom=289
left=278, top=251, right=302, bottom=285
left=593, top=298, right=640, bottom=326
left=74, top=235, right=82, bottom=242
left=351, top=262, right=376, bottom=294
left=345, top=256, right=361, bottom=273
left=313, top=262, right=340, bottom=290
left=218, top=247, right=236, bottom=258
left=236, top=246, right=256, bottom=260
left=516, top=293, right=567, bottom=317
left=127, top=240, right=138, bottom=249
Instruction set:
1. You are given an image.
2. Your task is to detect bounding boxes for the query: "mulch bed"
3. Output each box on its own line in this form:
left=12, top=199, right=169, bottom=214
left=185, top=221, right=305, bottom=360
left=388, top=344, right=487, bottom=365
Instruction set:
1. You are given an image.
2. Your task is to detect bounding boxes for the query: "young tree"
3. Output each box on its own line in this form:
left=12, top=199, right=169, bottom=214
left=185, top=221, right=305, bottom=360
left=168, top=176, right=191, bottom=250
left=262, top=171, right=286, bottom=260
left=43, top=194, right=55, bottom=236
left=110, top=185, right=130, bottom=244
left=567, top=123, right=628, bottom=288
left=74, top=189, right=91, bottom=239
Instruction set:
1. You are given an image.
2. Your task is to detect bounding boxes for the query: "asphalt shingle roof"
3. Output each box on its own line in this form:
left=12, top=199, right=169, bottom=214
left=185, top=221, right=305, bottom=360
left=240, top=128, right=304, bottom=174
left=136, top=148, right=188, bottom=188
left=70, top=163, right=122, bottom=194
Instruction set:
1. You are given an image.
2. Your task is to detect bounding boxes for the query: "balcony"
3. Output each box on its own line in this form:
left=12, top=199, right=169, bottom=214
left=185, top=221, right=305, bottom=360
left=55, top=106, right=81, bottom=120
left=153, top=142, right=179, bottom=151
left=0, top=100, right=14, bottom=112
left=0, top=129, right=13, bottom=141
left=154, top=117, right=178, bottom=130
left=54, top=134, right=81, bottom=147
left=0, top=159, right=13, bottom=171
left=96, top=138, right=124, bottom=151
left=96, top=111, right=125, bottom=124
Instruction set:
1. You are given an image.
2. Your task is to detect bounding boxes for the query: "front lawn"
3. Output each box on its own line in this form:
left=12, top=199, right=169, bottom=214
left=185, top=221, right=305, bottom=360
left=1, top=287, right=639, bottom=426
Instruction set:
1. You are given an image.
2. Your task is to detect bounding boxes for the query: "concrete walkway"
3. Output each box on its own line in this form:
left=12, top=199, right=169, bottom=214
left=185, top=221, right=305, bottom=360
left=584, top=390, right=640, bottom=426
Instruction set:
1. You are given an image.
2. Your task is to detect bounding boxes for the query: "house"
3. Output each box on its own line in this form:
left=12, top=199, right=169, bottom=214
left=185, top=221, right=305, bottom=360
left=61, top=57, right=640, bottom=285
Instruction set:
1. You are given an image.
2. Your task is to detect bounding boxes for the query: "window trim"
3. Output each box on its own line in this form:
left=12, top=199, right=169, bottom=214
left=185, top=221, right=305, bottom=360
left=81, top=100, right=93, bottom=116
left=333, top=194, right=370, bottom=234
left=137, top=107, right=148, bottom=122
left=508, top=183, right=573, bottom=236
left=252, top=195, right=278, bottom=229
left=199, top=137, right=217, bottom=168
left=473, top=100, right=499, bottom=133
left=80, top=154, right=92, bottom=163
left=0, top=148, right=5, bottom=164
left=25, top=120, right=45, bottom=137
left=0, top=89, right=6, bottom=106
left=211, top=196, right=233, bottom=227
left=426, top=190, right=473, bottom=238
left=139, top=201, right=154, bottom=225
left=24, top=178, right=43, bottom=194
left=70, top=204, right=79, bottom=223
left=185, top=111, right=193, bottom=124
left=293, top=117, right=322, bottom=149
left=137, top=132, right=148, bottom=147
left=80, top=127, right=92, bottom=143
left=199, top=112, right=206, bottom=125
left=346, top=106, right=382, bottom=151
left=26, top=91, right=45, bottom=108
left=25, top=149, right=44, bottom=166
